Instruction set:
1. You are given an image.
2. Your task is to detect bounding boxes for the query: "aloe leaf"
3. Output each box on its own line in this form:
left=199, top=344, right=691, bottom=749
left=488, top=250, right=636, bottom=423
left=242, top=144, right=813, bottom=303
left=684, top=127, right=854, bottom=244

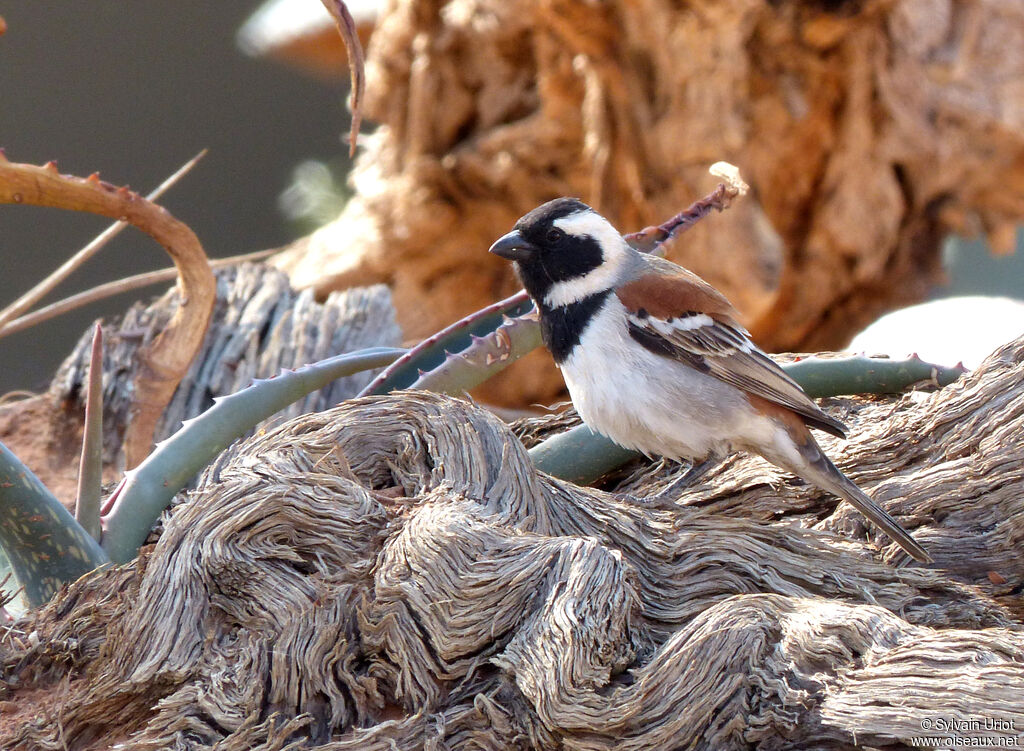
left=75, top=323, right=104, bottom=540
left=528, top=355, right=968, bottom=486
left=529, top=425, right=634, bottom=487
left=409, top=312, right=544, bottom=395
left=0, top=548, right=17, bottom=611
left=360, top=291, right=533, bottom=396
left=0, top=440, right=109, bottom=607
left=101, top=346, right=405, bottom=564
left=782, top=354, right=966, bottom=398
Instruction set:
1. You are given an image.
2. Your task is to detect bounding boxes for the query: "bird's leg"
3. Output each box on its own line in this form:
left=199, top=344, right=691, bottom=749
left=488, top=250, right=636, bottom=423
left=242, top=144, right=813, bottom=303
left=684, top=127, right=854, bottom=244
left=647, top=455, right=719, bottom=505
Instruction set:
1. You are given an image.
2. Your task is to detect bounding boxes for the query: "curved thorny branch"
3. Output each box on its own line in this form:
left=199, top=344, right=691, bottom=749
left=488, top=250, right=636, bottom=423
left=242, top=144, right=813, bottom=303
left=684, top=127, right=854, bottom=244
left=0, top=154, right=215, bottom=467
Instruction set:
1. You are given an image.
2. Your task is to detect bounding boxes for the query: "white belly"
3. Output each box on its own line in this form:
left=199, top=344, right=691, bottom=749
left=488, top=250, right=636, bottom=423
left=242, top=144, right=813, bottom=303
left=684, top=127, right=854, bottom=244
left=559, top=301, right=773, bottom=461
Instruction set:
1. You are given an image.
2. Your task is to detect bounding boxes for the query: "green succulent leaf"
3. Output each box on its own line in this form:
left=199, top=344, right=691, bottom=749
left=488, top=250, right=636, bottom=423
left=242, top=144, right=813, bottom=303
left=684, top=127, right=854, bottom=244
left=361, top=291, right=534, bottom=396
left=0, top=440, right=109, bottom=607
left=101, top=346, right=405, bottom=564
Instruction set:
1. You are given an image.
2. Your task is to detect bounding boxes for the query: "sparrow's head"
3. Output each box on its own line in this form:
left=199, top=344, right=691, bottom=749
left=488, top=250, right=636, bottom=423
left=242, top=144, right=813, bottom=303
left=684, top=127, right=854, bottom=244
left=489, top=198, right=636, bottom=308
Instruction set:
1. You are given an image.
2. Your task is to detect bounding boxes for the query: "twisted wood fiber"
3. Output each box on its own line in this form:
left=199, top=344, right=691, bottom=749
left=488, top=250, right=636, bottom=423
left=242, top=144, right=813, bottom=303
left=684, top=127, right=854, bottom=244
left=4, top=340, right=1024, bottom=749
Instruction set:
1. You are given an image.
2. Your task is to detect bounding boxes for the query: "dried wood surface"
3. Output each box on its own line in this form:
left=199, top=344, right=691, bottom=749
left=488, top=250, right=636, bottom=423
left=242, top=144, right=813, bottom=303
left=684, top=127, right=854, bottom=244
left=275, top=0, right=1024, bottom=406
left=0, top=263, right=400, bottom=502
left=3, top=337, right=1024, bottom=749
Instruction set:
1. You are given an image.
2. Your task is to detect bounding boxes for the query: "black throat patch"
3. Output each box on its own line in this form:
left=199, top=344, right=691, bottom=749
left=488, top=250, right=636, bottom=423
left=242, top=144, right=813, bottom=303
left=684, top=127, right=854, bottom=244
left=538, top=290, right=611, bottom=364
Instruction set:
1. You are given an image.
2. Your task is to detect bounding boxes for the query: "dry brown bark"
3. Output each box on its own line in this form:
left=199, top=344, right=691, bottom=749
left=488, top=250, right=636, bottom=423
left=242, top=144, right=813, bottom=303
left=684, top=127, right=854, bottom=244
left=3, top=335, right=1023, bottom=750
left=274, top=0, right=1024, bottom=405
left=0, top=264, right=399, bottom=503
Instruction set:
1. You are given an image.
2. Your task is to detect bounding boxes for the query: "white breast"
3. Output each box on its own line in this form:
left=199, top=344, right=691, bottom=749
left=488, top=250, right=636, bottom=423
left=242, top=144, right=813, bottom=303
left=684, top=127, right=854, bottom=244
left=558, top=298, right=769, bottom=461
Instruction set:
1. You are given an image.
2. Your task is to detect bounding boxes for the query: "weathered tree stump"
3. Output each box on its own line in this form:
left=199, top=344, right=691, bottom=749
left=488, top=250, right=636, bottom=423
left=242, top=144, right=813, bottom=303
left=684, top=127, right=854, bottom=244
left=0, top=264, right=400, bottom=502
left=274, top=0, right=1024, bottom=406
left=2, top=336, right=1023, bottom=749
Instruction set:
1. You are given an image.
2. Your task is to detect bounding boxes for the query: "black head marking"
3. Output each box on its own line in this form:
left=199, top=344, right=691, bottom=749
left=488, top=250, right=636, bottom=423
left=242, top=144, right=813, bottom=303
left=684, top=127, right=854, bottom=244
left=492, top=198, right=624, bottom=363
left=516, top=197, right=591, bottom=227
left=507, top=198, right=605, bottom=301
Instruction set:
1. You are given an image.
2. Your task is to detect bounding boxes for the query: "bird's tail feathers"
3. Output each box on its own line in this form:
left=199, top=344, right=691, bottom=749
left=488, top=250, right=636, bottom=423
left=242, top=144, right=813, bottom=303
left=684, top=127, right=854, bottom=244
left=789, top=442, right=933, bottom=564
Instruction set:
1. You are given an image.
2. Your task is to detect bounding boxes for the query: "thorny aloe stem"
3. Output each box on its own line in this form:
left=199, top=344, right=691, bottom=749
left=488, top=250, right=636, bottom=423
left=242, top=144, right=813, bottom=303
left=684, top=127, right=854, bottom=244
left=529, top=425, right=635, bottom=487
left=359, top=291, right=534, bottom=396
left=409, top=312, right=543, bottom=395
left=782, top=354, right=966, bottom=398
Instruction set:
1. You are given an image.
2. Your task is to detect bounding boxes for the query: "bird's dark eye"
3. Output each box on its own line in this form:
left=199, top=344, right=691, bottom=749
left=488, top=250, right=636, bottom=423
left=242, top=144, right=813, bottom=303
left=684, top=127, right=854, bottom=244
left=546, top=228, right=564, bottom=243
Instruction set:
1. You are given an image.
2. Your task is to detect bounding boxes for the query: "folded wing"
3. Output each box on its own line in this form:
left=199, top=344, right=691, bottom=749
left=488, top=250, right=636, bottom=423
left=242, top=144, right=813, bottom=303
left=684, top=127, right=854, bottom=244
left=617, top=257, right=847, bottom=438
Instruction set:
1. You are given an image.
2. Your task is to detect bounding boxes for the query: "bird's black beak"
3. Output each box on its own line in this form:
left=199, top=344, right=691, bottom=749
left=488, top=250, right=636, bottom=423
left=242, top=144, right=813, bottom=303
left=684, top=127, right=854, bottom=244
left=488, top=230, right=537, bottom=262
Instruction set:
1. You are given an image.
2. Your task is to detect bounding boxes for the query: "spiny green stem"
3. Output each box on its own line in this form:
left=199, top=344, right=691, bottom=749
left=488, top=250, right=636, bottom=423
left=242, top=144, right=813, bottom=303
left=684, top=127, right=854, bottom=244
left=410, top=313, right=543, bottom=395
left=529, top=425, right=634, bottom=487
left=361, top=291, right=533, bottom=396
left=783, top=354, right=966, bottom=398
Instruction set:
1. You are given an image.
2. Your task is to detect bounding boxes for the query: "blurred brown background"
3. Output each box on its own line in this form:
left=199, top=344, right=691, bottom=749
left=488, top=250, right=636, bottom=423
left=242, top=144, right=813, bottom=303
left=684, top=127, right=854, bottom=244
left=4, top=1, right=1024, bottom=401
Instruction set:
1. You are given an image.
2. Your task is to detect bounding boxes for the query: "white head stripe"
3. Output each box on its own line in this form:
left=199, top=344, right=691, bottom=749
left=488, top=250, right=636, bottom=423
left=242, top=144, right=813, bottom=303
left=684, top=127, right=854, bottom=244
left=542, top=210, right=635, bottom=308
left=553, top=210, right=626, bottom=248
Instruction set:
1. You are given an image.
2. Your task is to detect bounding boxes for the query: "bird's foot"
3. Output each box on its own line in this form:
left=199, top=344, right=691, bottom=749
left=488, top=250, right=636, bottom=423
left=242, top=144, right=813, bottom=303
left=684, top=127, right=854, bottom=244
left=647, top=456, right=718, bottom=505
